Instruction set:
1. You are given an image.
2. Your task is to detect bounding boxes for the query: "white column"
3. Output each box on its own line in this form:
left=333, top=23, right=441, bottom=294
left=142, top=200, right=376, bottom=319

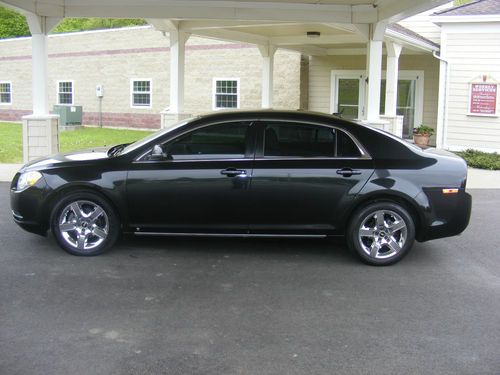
left=169, top=27, right=188, bottom=114
left=258, top=44, right=277, bottom=108
left=31, top=33, right=49, bottom=115
left=365, top=22, right=386, bottom=122
left=22, top=15, right=61, bottom=162
left=384, top=41, right=402, bottom=117
left=25, top=15, right=60, bottom=115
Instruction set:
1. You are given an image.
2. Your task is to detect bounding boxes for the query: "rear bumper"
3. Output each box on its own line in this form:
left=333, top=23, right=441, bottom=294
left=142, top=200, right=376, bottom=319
left=416, top=189, right=472, bottom=242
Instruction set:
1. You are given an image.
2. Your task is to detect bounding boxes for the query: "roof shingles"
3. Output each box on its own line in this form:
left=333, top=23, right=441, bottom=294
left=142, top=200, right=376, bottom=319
left=434, top=0, right=500, bottom=16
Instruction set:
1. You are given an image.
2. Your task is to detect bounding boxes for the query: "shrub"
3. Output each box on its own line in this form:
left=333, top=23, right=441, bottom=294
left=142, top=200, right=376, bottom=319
left=455, top=149, right=500, bottom=170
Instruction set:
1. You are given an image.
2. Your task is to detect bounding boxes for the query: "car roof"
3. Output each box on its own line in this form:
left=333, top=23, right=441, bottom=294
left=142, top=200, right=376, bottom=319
left=193, top=109, right=350, bottom=125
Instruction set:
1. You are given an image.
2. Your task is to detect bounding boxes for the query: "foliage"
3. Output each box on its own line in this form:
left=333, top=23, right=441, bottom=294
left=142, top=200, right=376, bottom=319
left=413, top=125, right=435, bottom=137
left=455, top=149, right=500, bottom=170
left=0, top=6, right=30, bottom=38
left=0, top=6, right=146, bottom=39
left=52, top=18, right=147, bottom=34
left=453, top=0, right=473, bottom=5
left=0, top=122, right=153, bottom=163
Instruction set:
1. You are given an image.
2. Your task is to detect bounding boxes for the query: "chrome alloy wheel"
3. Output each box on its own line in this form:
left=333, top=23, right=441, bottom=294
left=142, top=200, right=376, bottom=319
left=58, top=200, right=109, bottom=251
left=358, top=210, right=407, bottom=260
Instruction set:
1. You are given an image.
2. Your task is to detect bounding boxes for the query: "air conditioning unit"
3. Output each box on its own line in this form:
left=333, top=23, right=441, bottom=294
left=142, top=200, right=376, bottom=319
left=52, top=105, right=83, bottom=127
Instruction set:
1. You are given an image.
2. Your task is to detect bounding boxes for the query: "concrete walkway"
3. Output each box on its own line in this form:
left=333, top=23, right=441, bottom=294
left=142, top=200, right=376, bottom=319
left=1, top=163, right=499, bottom=188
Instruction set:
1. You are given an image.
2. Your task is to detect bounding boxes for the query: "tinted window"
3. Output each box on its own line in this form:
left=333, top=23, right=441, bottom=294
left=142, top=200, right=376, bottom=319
left=337, top=130, right=362, bottom=157
left=264, top=122, right=335, bottom=157
left=263, top=122, right=362, bottom=158
left=164, top=122, right=249, bottom=160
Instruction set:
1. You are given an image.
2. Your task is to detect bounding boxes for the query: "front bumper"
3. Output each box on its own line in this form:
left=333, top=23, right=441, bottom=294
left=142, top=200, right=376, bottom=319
left=10, top=173, right=50, bottom=236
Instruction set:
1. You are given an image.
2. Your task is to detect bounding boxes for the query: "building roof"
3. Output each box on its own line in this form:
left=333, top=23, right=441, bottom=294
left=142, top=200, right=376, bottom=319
left=434, top=0, right=500, bottom=16
left=388, top=23, right=440, bottom=49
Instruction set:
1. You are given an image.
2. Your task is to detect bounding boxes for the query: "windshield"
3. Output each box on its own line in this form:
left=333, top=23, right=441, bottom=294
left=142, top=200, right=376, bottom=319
left=121, top=116, right=199, bottom=155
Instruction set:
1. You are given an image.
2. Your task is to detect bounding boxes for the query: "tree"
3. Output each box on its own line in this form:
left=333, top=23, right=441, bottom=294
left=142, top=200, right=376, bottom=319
left=0, top=6, right=146, bottom=39
left=0, top=6, right=30, bottom=38
left=52, top=18, right=147, bottom=33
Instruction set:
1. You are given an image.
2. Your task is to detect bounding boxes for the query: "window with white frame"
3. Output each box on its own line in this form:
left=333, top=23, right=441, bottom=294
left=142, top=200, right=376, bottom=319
left=57, top=81, right=74, bottom=105
left=0, top=82, right=12, bottom=105
left=213, top=79, right=239, bottom=109
left=131, top=79, right=152, bottom=108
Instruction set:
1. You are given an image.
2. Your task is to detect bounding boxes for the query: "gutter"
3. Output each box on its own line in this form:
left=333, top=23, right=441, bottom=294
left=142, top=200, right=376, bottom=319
left=385, top=29, right=439, bottom=53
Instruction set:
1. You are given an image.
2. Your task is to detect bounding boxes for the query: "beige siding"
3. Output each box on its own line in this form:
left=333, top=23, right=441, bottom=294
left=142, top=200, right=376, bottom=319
left=443, top=24, right=500, bottom=151
left=398, top=2, right=452, bottom=45
left=308, top=55, right=366, bottom=113
left=399, top=55, right=440, bottom=131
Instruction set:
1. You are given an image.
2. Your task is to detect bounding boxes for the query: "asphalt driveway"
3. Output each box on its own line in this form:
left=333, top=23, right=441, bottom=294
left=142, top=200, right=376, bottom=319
left=1, top=183, right=499, bottom=375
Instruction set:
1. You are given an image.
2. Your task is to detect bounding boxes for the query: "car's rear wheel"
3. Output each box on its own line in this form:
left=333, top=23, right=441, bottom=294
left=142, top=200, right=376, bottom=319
left=51, top=192, right=119, bottom=256
left=347, top=202, right=415, bottom=266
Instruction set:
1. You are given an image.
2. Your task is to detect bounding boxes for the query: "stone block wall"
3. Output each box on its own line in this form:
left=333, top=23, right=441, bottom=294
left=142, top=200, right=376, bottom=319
left=0, top=26, right=303, bottom=129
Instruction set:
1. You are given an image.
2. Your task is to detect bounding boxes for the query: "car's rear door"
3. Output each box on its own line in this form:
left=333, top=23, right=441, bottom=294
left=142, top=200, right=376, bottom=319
left=248, top=120, right=374, bottom=235
left=126, top=121, right=255, bottom=234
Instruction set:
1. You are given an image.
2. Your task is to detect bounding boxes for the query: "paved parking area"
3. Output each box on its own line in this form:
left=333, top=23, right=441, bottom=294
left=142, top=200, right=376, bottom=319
left=1, top=183, right=499, bottom=375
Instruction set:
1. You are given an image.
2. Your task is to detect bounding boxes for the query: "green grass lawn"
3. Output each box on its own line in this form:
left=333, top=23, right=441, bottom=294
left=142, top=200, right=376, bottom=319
left=0, top=122, right=154, bottom=163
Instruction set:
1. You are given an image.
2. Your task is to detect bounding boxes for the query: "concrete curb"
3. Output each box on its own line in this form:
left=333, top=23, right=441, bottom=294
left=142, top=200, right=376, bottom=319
left=0, top=163, right=499, bottom=189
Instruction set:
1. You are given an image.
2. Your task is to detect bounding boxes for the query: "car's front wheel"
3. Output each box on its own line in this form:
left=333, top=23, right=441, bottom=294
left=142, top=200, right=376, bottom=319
left=51, top=192, right=119, bottom=256
left=347, top=202, right=415, bottom=266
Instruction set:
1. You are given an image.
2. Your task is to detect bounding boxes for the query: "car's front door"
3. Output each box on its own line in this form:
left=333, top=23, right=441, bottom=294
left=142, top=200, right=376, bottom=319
left=249, top=120, right=374, bottom=235
left=126, top=121, right=255, bottom=234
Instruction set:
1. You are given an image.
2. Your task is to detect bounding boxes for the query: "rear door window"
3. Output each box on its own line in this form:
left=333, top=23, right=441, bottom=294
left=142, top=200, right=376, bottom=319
left=264, top=122, right=335, bottom=158
left=262, top=122, right=361, bottom=158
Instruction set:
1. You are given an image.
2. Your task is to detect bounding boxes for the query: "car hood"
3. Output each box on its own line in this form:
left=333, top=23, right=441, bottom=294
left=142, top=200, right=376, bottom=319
left=21, top=147, right=111, bottom=171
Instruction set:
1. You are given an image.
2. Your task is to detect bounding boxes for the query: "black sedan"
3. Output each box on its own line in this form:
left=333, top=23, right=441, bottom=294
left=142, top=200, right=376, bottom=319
left=10, top=110, right=471, bottom=265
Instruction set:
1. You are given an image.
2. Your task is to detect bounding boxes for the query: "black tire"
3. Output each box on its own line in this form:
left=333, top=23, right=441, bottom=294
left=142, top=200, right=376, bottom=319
left=50, top=191, right=120, bottom=256
left=347, top=202, right=415, bottom=266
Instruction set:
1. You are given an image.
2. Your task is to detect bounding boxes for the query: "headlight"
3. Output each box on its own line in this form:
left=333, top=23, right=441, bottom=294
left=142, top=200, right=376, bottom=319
left=17, top=171, right=43, bottom=191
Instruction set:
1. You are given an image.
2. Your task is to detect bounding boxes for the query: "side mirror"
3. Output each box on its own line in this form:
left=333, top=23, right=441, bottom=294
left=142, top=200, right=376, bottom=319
left=148, top=144, right=165, bottom=161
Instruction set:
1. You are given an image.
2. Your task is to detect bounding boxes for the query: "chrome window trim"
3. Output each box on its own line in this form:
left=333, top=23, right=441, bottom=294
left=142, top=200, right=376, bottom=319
left=134, top=119, right=253, bottom=162
left=133, top=116, right=372, bottom=163
left=259, top=119, right=371, bottom=160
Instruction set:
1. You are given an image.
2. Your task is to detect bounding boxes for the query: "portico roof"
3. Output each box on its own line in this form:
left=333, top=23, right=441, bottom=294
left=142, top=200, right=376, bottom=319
left=1, top=0, right=449, bottom=24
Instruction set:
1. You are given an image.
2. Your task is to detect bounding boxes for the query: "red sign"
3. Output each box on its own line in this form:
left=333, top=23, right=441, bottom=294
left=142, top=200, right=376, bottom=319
left=470, top=83, right=497, bottom=115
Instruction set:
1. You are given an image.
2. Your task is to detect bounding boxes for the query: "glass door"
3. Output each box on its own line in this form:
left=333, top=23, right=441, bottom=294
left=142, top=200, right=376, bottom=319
left=333, top=73, right=365, bottom=121
left=332, top=70, right=423, bottom=136
left=380, top=79, right=416, bottom=138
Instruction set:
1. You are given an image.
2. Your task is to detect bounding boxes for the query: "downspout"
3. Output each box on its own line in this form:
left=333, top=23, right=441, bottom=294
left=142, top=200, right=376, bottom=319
left=433, top=50, right=449, bottom=149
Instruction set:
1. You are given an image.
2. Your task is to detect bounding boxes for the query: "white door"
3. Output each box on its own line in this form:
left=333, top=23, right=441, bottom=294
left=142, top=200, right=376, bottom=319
left=331, top=71, right=366, bottom=121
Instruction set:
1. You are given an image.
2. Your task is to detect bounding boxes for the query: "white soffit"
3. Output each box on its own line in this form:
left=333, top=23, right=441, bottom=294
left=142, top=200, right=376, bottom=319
left=0, top=0, right=450, bottom=24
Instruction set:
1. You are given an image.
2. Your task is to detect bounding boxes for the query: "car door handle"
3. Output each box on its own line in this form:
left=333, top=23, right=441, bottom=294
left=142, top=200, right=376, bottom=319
left=336, top=168, right=362, bottom=177
left=221, top=168, right=247, bottom=177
